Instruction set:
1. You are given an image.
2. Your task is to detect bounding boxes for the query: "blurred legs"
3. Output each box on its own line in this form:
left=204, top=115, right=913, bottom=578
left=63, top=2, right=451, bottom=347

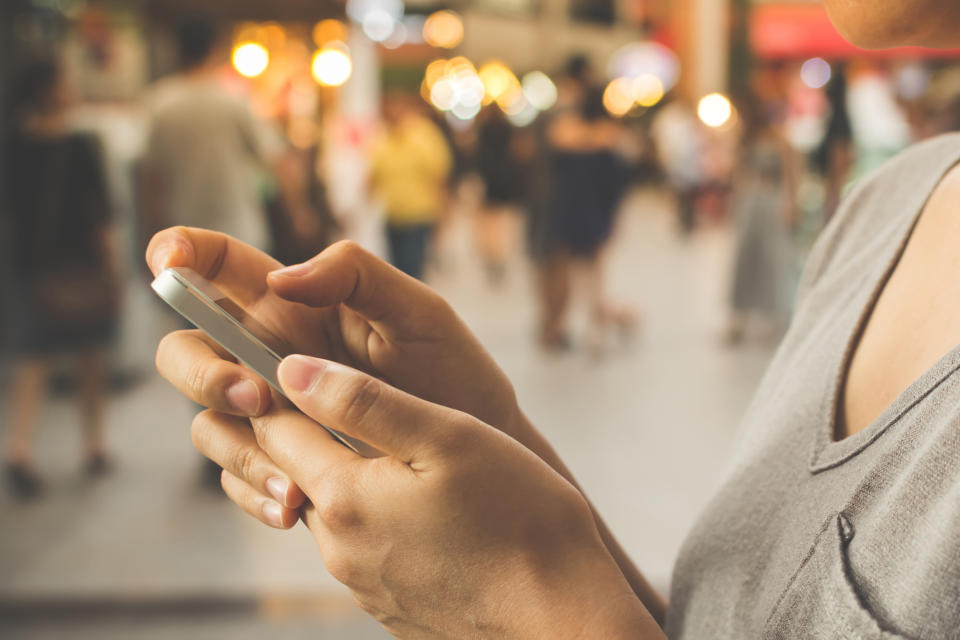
left=4, top=358, right=47, bottom=499
left=5, top=358, right=47, bottom=465
left=538, top=251, right=571, bottom=350
left=77, top=348, right=110, bottom=469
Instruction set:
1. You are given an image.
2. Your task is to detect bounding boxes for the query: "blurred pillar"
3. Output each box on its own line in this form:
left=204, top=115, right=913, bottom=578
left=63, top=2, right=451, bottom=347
left=671, top=0, right=730, bottom=100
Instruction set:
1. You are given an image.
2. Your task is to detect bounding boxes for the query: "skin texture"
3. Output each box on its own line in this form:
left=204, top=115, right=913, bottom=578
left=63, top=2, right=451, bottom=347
left=842, top=164, right=960, bottom=437
left=147, top=228, right=665, bottom=637
left=823, top=0, right=960, bottom=49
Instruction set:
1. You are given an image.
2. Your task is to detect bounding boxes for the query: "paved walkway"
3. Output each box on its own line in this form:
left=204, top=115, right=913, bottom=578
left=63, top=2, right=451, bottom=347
left=0, top=188, right=777, bottom=638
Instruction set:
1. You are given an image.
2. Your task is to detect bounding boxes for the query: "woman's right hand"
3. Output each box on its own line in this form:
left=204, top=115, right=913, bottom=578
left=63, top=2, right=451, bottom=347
left=190, top=355, right=661, bottom=638
left=148, top=227, right=521, bottom=436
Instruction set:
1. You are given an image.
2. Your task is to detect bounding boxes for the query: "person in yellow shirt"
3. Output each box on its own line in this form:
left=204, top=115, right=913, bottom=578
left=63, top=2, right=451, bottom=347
left=370, top=92, right=452, bottom=279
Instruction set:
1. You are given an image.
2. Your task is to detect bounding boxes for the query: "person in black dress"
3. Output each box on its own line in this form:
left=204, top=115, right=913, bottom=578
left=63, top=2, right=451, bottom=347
left=475, top=106, right=525, bottom=284
left=2, top=55, right=120, bottom=499
left=538, top=86, right=635, bottom=353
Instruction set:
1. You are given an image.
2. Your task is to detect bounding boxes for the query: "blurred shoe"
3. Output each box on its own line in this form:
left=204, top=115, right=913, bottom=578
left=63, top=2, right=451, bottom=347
left=538, top=331, right=572, bottom=353
left=84, top=452, right=114, bottom=478
left=6, top=462, right=45, bottom=500
left=721, top=324, right=746, bottom=347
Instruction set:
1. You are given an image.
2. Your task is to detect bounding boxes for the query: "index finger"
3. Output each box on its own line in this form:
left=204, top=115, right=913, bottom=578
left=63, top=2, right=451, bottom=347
left=146, top=226, right=282, bottom=308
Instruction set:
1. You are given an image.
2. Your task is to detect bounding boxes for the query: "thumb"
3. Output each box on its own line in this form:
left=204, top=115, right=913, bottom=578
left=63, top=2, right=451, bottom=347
left=266, top=241, right=445, bottom=334
left=277, top=355, right=455, bottom=463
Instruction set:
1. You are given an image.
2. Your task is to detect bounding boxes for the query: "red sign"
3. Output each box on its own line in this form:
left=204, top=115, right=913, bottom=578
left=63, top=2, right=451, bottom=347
left=751, top=4, right=960, bottom=59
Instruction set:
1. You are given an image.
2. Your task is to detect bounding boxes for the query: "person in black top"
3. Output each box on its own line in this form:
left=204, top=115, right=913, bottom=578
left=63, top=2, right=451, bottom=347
left=2, top=54, right=120, bottom=499
left=475, top=105, right=524, bottom=284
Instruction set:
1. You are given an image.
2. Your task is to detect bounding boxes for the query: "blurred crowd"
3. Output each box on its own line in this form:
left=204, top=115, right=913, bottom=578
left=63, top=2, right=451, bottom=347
left=4, top=6, right=960, bottom=503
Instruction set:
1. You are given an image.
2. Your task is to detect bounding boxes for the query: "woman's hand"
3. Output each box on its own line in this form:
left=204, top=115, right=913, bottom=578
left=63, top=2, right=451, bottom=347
left=191, top=355, right=660, bottom=638
left=148, top=227, right=520, bottom=434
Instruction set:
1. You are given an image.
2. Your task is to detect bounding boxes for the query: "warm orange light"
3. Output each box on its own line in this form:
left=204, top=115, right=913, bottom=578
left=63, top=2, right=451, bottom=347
left=603, top=78, right=635, bottom=117
left=633, top=74, right=664, bottom=107
left=424, top=59, right=448, bottom=88
left=697, top=92, right=732, bottom=128
left=313, top=19, right=348, bottom=47
left=423, top=10, right=464, bottom=49
left=232, top=42, right=269, bottom=78
left=312, top=46, right=352, bottom=86
left=479, top=61, right=518, bottom=105
left=257, top=23, right=287, bottom=50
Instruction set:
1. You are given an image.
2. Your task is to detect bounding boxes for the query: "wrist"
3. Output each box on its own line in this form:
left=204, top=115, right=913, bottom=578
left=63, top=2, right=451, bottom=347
left=507, top=546, right=662, bottom=639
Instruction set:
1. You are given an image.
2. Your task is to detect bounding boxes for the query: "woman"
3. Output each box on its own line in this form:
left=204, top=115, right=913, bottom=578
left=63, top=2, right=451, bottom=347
left=725, top=92, right=798, bottom=344
left=475, top=105, right=524, bottom=285
left=149, top=1, right=960, bottom=636
left=3, top=56, right=120, bottom=499
left=539, top=86, right=634, bottom=352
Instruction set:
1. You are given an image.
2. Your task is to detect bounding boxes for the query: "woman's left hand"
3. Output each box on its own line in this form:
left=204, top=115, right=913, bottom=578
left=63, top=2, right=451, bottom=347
left=191, top=354, right=659, bottom=638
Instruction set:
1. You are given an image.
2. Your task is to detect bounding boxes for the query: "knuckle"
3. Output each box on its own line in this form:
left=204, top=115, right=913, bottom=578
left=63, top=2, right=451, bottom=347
left=330, top=239, right=364, bottom=262
left=189, top=410, right=214, bottom=451
left=339, top=376, right=382, bottom=427
left=185, top=358, right=210, bottom=402
left=430, top=412, right=478, bottom=455
left=232, top=441, right=259, bottom=481
left=155, top=330, right=186, bottom=373
left=313, top=482, right=362, bottom=531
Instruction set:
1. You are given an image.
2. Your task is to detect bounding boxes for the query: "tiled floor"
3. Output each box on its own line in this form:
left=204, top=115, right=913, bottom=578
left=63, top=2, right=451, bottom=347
left=0, top=188, right=779, bottom=638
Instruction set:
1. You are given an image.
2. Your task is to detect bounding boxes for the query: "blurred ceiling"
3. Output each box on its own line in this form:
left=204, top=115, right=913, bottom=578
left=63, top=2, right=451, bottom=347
left=142, top=0, right=345, bottom=21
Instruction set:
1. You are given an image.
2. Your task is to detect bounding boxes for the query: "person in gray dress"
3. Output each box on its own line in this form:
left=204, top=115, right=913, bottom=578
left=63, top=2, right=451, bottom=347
left=725, top=95, right=798, bottom=344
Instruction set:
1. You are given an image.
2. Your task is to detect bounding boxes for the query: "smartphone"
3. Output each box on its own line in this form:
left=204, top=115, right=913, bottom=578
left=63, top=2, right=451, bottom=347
left=151, top=267, right=380, bottom=458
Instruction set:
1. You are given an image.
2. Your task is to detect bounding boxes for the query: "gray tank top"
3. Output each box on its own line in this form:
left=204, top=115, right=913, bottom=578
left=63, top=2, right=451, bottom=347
left=666, top=134, right=960, bottom=639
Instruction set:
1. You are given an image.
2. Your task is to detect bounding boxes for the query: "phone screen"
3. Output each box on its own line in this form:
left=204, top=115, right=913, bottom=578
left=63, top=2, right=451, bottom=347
left=169, top=268, right=291, bottom=359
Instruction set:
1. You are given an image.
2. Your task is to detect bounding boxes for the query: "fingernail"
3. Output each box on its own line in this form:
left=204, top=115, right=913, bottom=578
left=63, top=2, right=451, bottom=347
left=262, top=500, right=284, bottom=527
left=279, top=355, right=327, bottom=393
left=226, top=380, right=261, bottom=416
left=266, top=476, right=288, bottom=505
left=150, top=239, right=190, bottom=272
left=270, top=262, right=313, bottom=278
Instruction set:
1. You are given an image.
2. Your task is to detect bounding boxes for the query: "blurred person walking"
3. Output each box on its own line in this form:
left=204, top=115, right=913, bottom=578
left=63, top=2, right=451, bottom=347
left=141, top=19, right=317, bottom=254
left=475, top=105, right=524, bottom=285
left=2, top=55, right=121, bottom=499
left=650, top=97, right=705, bottom=235
left=369, top=91, right=452, bottom=280
left=724, top=96, right=798, bottom=344
left=142, top=19, right=320, bottom=489
left=538, top=85, right=634, bottom=354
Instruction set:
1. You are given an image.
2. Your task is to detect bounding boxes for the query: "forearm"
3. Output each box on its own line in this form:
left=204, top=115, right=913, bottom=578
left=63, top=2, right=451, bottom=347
left=505, top=410, right=668, bottom=626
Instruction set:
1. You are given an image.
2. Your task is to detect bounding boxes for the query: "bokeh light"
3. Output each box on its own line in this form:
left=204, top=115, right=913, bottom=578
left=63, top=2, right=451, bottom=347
left=232, top=42, right=269, bottom=78
left=362, top=10, right=396, bottom=42
left=603, top=78, right=636, bottom=117
left=312, top=46, right=353, bottom=86
left=347, top=0, right=403, bottom=42
left=497, top=87, right=527, bottom=115
left=608, top=41, right=680, bottom=93
left=521, top=71, right=557, bottom=111
left=633, top=73, right=664, bottom=107
left=382, top=21, right=408, bottom=49
left=423, top=10, right=464, bottom=49
left=697, top=93, right=733, bottom=128
left=478, top=61, right=518, bottom=105
left=313, top=19, right=348, bottom=47
left=506, top=100, right=539, bottom=127
left=800, top=57, right=831, bottom=89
